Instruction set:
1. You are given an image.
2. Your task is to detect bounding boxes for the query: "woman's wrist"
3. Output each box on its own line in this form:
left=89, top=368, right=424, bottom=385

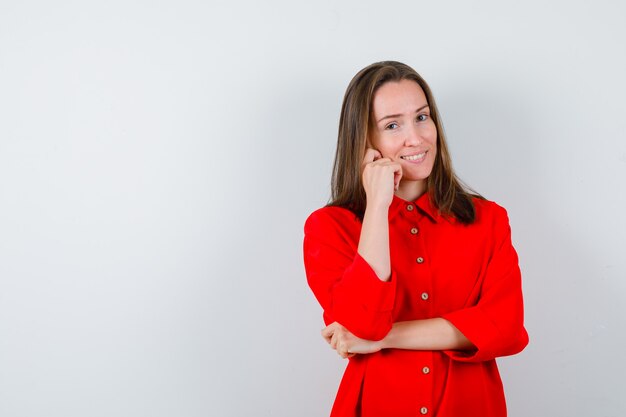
left=379, top=322, right=397, bottom=350
left=365, top=199, right=391, bottom=214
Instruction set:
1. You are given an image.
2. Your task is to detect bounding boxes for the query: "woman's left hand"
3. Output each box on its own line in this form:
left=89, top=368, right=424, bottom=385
left=321, top=322, right=384, bottom=359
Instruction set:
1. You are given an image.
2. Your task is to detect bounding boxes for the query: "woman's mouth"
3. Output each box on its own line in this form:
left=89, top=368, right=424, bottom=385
left=400, top=151, right=427, bottom=163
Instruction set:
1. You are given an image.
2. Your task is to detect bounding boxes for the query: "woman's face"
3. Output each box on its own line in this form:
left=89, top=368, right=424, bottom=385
left=369, top=79, right=437, bottom=186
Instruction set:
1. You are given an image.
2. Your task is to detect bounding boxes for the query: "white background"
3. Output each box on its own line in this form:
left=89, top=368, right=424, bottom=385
left=1, top=1, right=625, bottom=416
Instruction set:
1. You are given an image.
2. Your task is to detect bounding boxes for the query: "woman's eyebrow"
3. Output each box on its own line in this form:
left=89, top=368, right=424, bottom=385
left=377, top=104, right=430, bottom=123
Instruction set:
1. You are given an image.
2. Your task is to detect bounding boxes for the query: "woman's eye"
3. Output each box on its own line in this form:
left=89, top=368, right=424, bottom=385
left=385, top=122, right=398, bottom=130
left=417, top=114, right=428, bottom=122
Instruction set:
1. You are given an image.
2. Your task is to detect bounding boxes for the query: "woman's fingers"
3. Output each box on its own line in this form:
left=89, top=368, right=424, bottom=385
left=321, top=322, right=339, bottom=344
left=363, top=147, right=383, bottom=165
left=332, top=330, right=350, bottom=358
left=321, top=322, right=359, bottom=359
left=321, top=326, right=331, bottom=342
left=325, top=324, right=345, bottom=355
left=362, top=156, right=403, bottom=196
left=339, top=340, right=357, bottom=359
left=394, top=166, right=403, bottom=190
left=338, top=342, right=348, bottom=358
left=330, top=331, right=338, bottom=350
left=321, top=322, right=380, bottom=359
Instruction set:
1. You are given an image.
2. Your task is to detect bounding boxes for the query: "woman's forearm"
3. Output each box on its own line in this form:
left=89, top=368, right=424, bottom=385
left=357, top=203, right=391, bottom=281
left=380, top=318, right=476, bottom=351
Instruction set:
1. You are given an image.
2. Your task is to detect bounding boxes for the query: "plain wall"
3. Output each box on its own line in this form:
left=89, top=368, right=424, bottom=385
left=1, top=1, right=625, bottom=416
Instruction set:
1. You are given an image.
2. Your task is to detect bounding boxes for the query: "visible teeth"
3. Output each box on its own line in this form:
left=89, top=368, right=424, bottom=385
left=401, top=152, right=426, bottom=161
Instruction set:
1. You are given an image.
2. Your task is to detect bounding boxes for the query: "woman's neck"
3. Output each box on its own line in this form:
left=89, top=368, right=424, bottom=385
left=395, top=180, right=426, bottom=202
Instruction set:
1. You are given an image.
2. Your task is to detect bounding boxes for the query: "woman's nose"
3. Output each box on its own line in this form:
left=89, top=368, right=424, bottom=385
left=404, top=125, right=422, bottom=146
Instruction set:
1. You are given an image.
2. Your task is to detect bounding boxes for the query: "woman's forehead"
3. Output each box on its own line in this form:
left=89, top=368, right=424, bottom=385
left=372, top=80, right=428, bottom=119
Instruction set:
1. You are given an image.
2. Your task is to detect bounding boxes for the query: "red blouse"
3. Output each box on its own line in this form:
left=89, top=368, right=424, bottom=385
left=303, top=192, right=529, bottom=417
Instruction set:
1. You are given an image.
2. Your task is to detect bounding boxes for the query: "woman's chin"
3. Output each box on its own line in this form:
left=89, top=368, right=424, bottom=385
left=400, top=172, right=432, bottom=183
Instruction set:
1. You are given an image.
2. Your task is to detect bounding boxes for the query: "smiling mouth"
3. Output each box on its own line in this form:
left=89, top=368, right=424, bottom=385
left=400, top=152, right=427, bottom=161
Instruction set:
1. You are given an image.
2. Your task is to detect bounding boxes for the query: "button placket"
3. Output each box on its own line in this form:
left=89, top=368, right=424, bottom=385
left=415, top=352, right=433, bottom=416
left=410, top=216, right=432, bottom=316
left=407, top=207, right=434, bottom=416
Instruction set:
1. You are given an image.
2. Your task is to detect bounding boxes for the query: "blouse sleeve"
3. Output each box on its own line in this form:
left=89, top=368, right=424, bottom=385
left=303, top=208, right=397, bottom=341
left=441, top=204, right=529, bottom=362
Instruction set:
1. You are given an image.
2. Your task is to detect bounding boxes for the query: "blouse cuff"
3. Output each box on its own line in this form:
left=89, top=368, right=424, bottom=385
left=335, top=252, right=397, bottom=313
left=441, top=306, right=499, bottom=362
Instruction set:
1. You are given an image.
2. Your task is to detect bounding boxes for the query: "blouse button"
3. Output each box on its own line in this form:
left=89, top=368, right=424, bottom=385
left=422, top=366, right=430, bottom=374
left=416, top=257, right=424, bottom=264
left=406, top=204, right=414, bottom=211
left=410, top=227, right=419, bottom=234
left=421, top=292, right=429, bottom=301
left=420, top=406, right=429, bottom=414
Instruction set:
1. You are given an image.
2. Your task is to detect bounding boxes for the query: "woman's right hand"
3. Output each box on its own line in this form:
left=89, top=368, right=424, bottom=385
left=361, top=148, right=403, bottom=209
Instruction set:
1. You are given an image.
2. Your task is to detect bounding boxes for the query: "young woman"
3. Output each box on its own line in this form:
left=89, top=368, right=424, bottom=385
left=303, top=61, right=529, bottom=417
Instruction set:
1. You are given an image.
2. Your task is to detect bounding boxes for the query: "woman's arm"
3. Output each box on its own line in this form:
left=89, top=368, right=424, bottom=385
left=358, top=203, right=392, bottom=281
left=304, top=148, right=402, bottom=342
left=357, top=148, right=402, bottom=282
left=322, top=318, right=475, bottom=358
left=380, top=318, right=475, bottom=351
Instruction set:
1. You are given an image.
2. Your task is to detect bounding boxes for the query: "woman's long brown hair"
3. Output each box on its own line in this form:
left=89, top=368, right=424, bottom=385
left=328, top=61, right=482, bottom=224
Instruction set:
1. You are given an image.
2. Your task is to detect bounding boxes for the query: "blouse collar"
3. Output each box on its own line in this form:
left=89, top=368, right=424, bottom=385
left=388, top=191, right=441, bottom=223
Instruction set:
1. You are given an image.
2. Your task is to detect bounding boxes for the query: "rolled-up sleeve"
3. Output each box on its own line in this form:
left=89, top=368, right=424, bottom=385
left=303, top=209, right=397, bottom=341
left=442, top=205, right=529, bottom=362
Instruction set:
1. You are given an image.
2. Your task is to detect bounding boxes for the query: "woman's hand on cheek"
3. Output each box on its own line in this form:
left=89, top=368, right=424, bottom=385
left=361, top=147, right=403, bottom=209
left=321, top=322, right=384, bottom=359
